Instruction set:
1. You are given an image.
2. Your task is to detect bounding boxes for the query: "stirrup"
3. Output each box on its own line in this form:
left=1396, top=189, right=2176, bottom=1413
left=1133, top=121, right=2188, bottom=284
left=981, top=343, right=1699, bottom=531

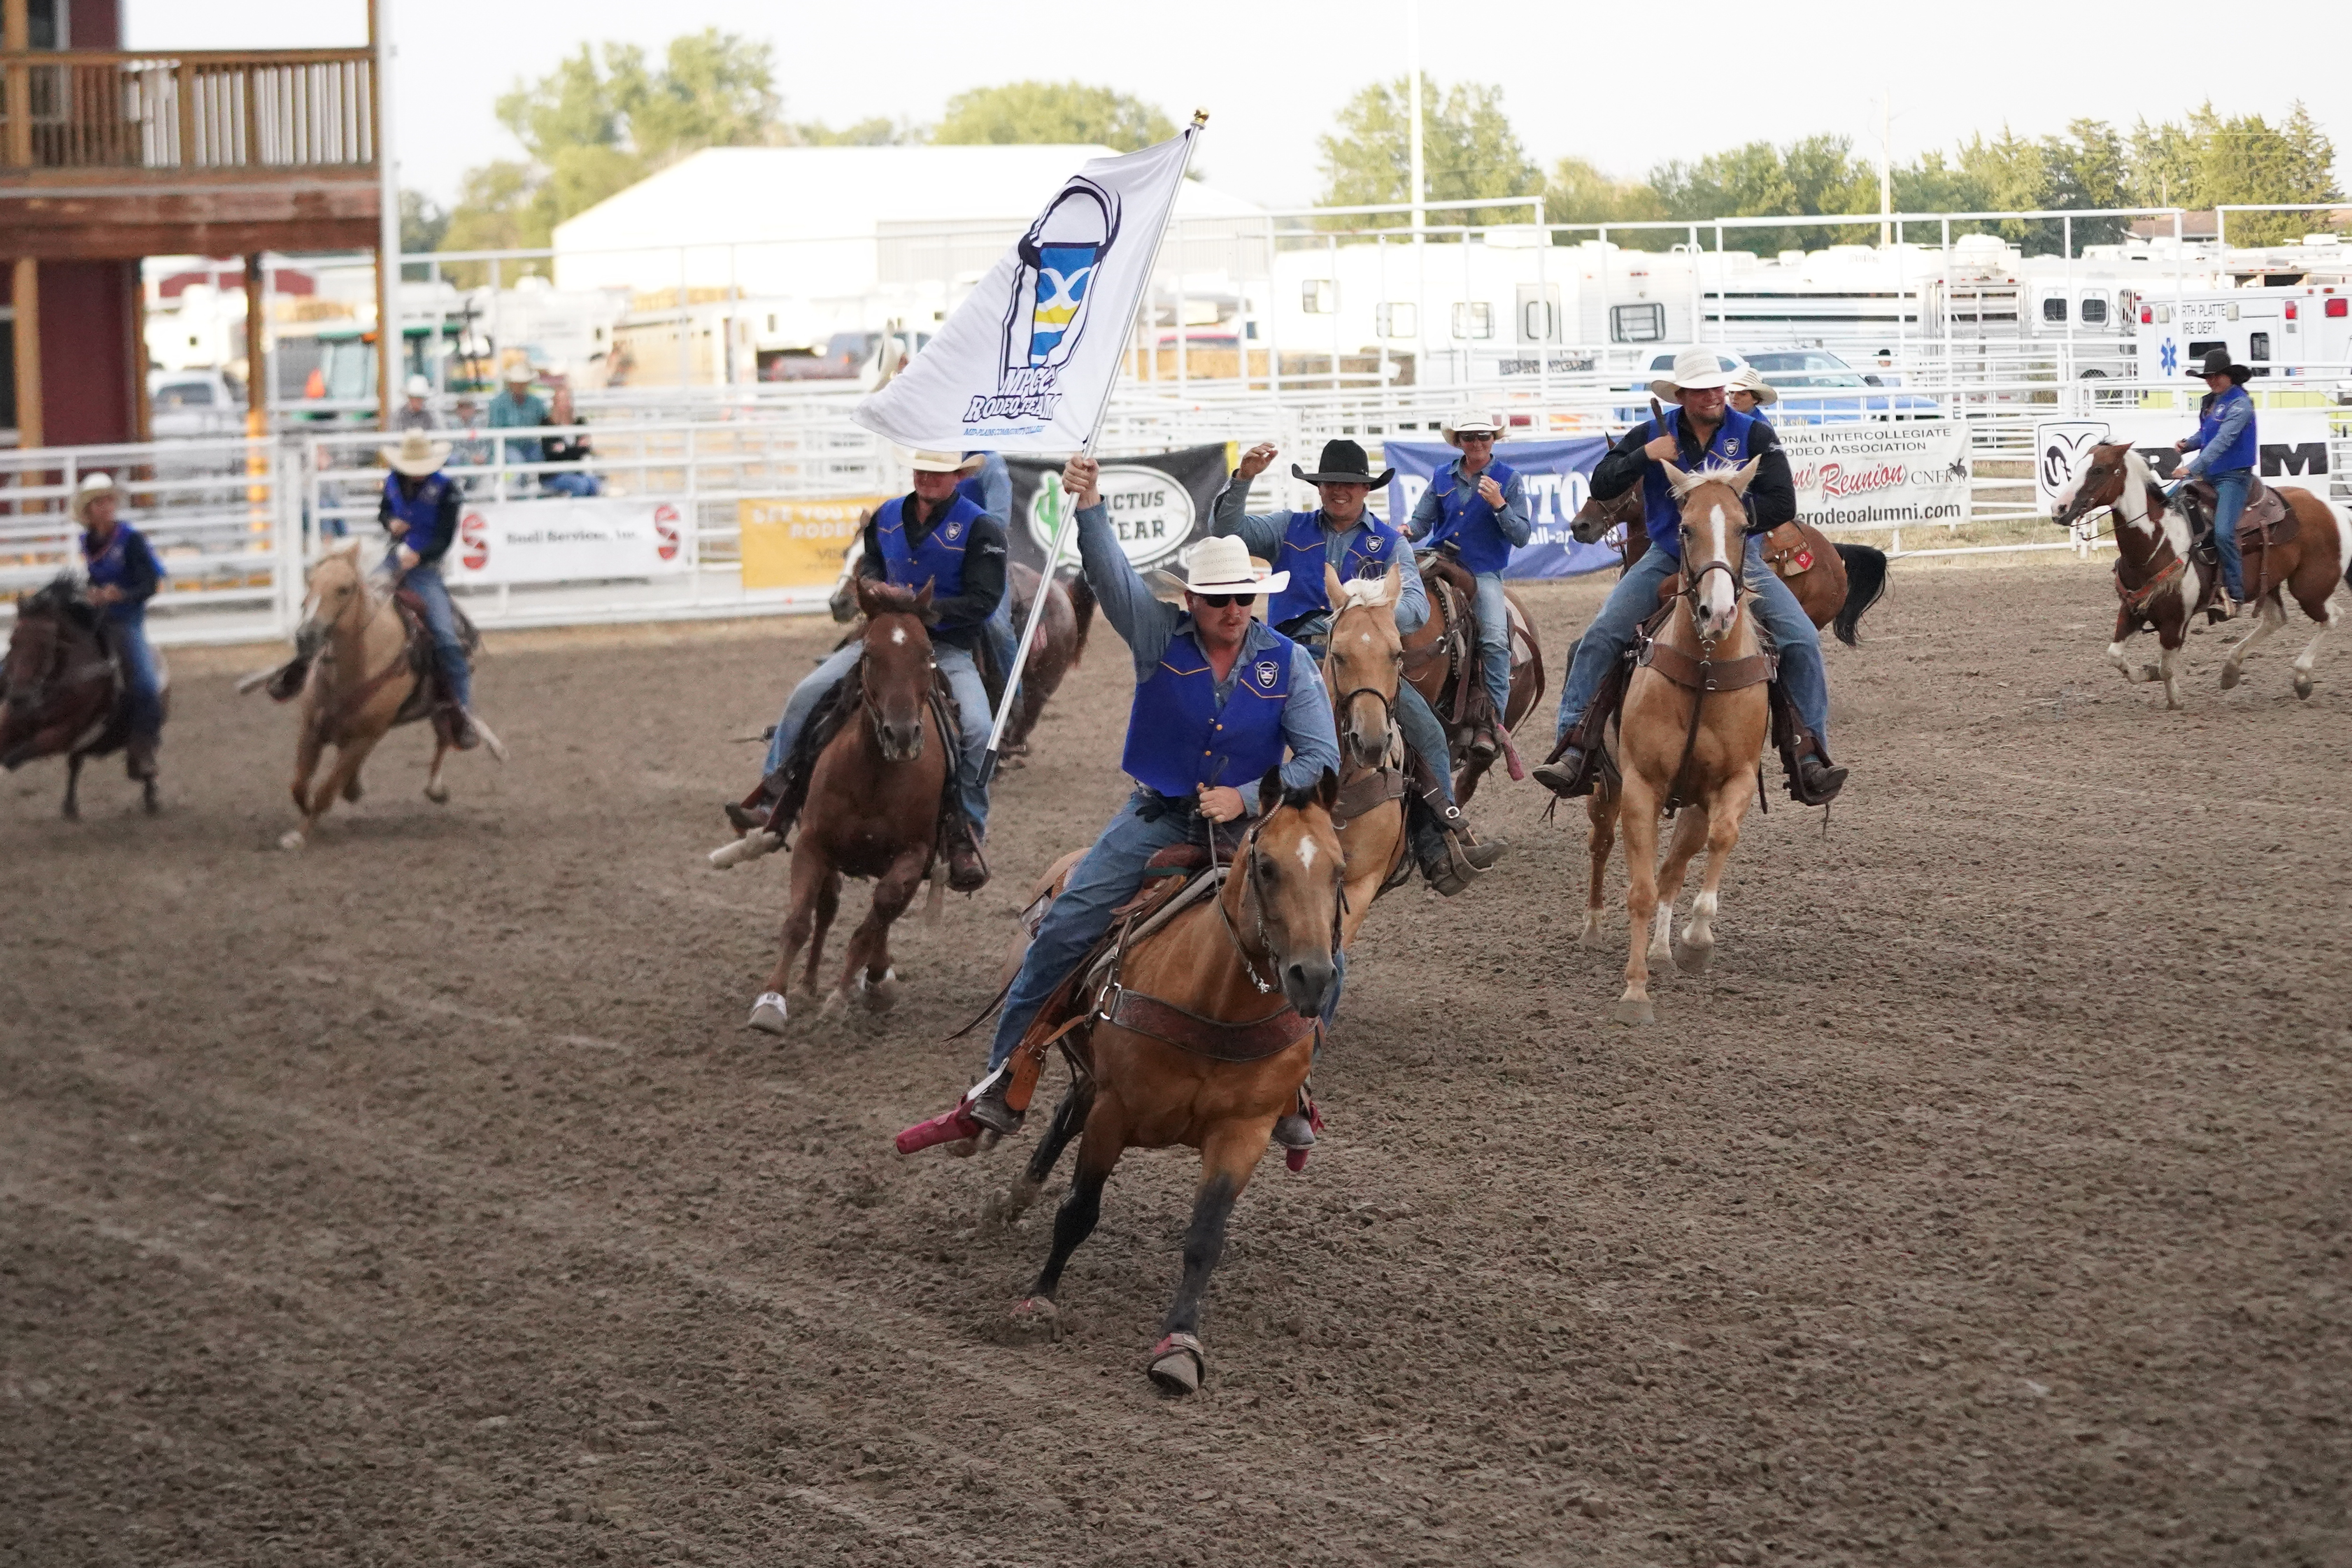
left=1532, top=745, right=1595, bottom=800
left=965, top=1067, right=1022, bottom=1135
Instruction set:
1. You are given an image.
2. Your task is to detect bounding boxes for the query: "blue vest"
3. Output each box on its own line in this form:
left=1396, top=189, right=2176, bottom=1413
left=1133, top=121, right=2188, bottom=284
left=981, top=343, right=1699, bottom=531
left=874, top=494, right=986, bottom=627
left=1421, top=457, right=1518, bottom=574
left=1265, top=511, right=1404, bottom=631
left=81, top=521, right=160, bottom=625
left=1639, top=407, right=1758, bottom=557
left=382, top=471, right=454, bottom=561
left=1121, top=626, right=1298, bottom=798
left=2194, top=386, right=2258, bottom=474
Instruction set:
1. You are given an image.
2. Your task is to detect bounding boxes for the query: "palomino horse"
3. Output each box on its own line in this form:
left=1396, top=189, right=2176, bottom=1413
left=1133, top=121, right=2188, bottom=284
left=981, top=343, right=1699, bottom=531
left=1586, top=459, right=1772, bottom=1025
left=1001, top=768, right=1345, bottom=1394
left=1570, top=483, right=1890, bottom=645
left=0, top=578, right=162, bottom=817
left=1320, top=563, right=1411, bottom=942
left=1399, top=555, right=1544, bottom=806
left=272, top=543, right=499, bottom=851
left=2053, top=444, right=2352, bottom=706
left=746, top=577, right=954, bottom=1029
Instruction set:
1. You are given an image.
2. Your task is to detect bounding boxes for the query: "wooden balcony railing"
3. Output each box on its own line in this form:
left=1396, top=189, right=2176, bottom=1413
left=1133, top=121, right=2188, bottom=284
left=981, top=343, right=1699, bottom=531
left=0, top=48, right=376, bottom=176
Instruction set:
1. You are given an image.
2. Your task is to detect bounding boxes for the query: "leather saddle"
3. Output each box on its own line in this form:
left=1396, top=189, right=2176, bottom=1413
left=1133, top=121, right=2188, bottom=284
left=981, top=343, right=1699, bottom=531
left=1758, top=521, right=1820, bottom=577
left=2186, top=475, right=2296, bottom=546
left=390, top=588, right=482, bottom=717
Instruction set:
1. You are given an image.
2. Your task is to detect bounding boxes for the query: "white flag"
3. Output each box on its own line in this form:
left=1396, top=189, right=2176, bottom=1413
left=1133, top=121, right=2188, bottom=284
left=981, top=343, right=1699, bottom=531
left=852, top=128, right=1197, bottom=453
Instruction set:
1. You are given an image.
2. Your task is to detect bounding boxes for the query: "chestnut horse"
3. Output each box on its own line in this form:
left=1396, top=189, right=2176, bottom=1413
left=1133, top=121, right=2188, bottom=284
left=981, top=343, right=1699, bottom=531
left=1399, top=556, right=1544, bottom=805
left=272, top=543, right=500, bottom=852
left=1586, top=459, right=1771, bottom=1025
left=1001, top=768, right=1345, bottom=1394
left=0, top=578, right=162, bottom=817
left=1570, top=483, right=1889, bottom=645
left=1321, top=562, right=1412, bottom=942
left=2052, top=444, right=2352, bottom=706
left=742, top=577, right=953, bottom=1030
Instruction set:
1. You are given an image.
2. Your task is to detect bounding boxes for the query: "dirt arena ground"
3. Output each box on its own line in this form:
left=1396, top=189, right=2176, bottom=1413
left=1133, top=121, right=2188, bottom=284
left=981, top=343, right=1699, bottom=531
left=5, top=556, right=2348, bottom=1568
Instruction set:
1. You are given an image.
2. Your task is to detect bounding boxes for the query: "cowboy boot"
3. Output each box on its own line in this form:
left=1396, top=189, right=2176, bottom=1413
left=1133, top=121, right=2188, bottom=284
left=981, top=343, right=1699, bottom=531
left=125, top=733, right=159, bottom=781
left=1408, top=793, right=1481, bottom=896
left=942, top=809, right=990, bottom=893
left=263, top=655, right=312, bottom=702
left=1272, top=1090, right=1317, bottom=1151
left=446, top=706, right=482, bottom=751
left=1430, top=785, right=1507, bottom=869
left=1770, top=687, right=1847, bottom=806
left=966, top=1063, right=1022, bottom=1136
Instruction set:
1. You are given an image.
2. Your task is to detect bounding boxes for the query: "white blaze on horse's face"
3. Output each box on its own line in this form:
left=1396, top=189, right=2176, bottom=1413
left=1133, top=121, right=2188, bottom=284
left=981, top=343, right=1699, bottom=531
left=1693, top=501, right=1739, bottom=633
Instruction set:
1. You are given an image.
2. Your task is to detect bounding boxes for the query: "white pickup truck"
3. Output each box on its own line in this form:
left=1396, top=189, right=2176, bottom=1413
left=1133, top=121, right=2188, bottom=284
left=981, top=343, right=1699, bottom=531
left=147, top=368, right=248, bottom=442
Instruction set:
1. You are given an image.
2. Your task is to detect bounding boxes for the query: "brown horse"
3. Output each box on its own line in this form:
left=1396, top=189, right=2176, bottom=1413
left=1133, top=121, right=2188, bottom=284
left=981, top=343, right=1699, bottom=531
left=1570, top=483, right=1889, bottom=645
left=1001, top=768, right=1345, bottom=1394
left=270, top=543, right=498, bottom=851
left=0, top=578, right=162, bottom=817
left=742, top=577, right=953, bottom=1030
left=1586, top=459, right=1771, bottom=1025
left=1320, top=563, right=1411, bottom=942
left=1399, top=555, right=1544, bottom=805
left=2052, top=444, right=2352, bottom=706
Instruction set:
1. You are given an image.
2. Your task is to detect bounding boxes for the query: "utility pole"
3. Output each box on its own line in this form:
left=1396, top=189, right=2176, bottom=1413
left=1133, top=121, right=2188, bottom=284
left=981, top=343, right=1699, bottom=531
left=372, top=0, right=401, bottom=432
left=1879, top=91, right=1893, bottom=249
left=1406, top=0, right=1425, bottom=236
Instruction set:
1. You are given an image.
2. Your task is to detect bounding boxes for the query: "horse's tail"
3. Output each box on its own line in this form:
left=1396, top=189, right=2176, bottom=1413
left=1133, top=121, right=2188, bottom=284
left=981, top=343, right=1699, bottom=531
left=1063, top=570, right=1096, bottom=667
left=1831, top=543, right=1889, bottom=647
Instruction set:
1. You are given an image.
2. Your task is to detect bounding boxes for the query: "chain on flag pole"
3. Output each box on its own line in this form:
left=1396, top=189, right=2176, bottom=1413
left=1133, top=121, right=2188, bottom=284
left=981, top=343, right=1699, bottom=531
left=979, top=111, right=1209, bottom=783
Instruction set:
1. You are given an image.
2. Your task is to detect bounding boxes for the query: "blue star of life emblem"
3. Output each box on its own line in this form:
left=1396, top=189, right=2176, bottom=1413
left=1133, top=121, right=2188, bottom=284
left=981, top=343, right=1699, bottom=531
left=1254, top=659, right=1279, bottom=688
left=2159, top=339, right=2179, bottom=375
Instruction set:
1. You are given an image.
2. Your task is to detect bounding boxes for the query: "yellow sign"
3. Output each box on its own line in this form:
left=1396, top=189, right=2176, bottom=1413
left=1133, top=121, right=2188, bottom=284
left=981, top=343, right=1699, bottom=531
left=738, top=496, right=883, bottom=590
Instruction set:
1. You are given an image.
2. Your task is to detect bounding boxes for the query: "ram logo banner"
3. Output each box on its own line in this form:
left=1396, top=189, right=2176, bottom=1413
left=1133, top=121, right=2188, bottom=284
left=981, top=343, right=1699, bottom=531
left=853, top=128, right=1197, bottom=452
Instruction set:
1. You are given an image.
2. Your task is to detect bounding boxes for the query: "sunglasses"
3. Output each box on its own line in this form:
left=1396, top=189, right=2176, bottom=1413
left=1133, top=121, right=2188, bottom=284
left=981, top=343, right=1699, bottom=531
left=1196, top=592, right=1256, bottom=608
left=1458, top=431, right=1496, bottom=441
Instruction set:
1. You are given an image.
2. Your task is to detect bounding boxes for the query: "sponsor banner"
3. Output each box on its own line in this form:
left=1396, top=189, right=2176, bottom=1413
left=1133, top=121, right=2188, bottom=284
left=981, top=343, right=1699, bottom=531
left=2033, top=411, right=2332, bottom=515
left=1382, top=439, right=1619, bottom=578
left=853, top=129, right=1198, bottom=451
left=444, top=497, right=689, bottom=586
left=1004, top=443, right=1232, bottom=575
left=738, top=496, right=886, bottom=591
left=1778, top=423, right=1971, bottom=531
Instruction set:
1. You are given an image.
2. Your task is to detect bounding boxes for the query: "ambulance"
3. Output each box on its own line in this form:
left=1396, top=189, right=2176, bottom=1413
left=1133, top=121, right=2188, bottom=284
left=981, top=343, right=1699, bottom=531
left=2135, top=271, right=2352, bottom=397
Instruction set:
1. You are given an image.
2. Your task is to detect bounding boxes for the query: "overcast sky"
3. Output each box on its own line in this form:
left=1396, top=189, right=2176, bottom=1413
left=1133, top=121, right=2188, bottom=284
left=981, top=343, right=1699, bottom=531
left=129, top=1, right=2348, bottom=213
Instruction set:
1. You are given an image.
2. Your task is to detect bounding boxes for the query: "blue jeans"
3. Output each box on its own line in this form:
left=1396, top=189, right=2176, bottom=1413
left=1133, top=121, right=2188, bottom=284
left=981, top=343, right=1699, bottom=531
left=110, top=615, right=164, bottom=740
left=541, top=471, right=601, bottom=498
left=388, top=554, right=471, bottom=710
left=1553, top=537, right=1831, bottom=747
left=1472, top=570, right=1512, bottom=724
left=2207, top=468, right=2249, bottom=599
left=985, top=593, right=1019, bottom=709
left=765, top=640, right=992, bottom=827
left=987, top=794, right=1347, bottom=1071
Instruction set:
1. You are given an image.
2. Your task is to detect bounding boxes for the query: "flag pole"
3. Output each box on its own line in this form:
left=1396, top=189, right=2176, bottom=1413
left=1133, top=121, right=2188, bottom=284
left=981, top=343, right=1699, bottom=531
left=980, top=111, right=1209, bottom=781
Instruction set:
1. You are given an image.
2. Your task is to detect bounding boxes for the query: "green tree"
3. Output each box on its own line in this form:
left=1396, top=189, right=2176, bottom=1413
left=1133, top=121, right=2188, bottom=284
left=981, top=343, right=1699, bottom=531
left=1317, top=74, right=1540, bottom=229
left=1648, top=134, right=1877, bottom=252
left=1542, top=155, right=1672, bottom=249
left=933, top=80, right=1176, bottom=152
left=2123, top=100, right=2341, bottom=243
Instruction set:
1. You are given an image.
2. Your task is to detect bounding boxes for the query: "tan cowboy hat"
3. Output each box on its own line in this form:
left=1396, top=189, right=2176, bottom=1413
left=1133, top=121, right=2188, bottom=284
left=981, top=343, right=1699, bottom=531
left=1648, top=346, right=1735, bottom=400
left=1443, top=410, right=1504, bottom=441
left=1727, top=365, right=1779, bottom=406
left=906, top=449, right=984, bottom=474
left=68, top=472, right=116, bottom=525
left=380, top=429, right=452, bottom=477
left=501, top=361, right=537, bottom=385
left=1177, top=534, right=1288, bottom=597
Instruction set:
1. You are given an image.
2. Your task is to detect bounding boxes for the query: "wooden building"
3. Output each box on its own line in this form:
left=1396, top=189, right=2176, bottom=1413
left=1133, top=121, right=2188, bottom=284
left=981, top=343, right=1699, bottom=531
left=2, top=0, right=383, bottom=448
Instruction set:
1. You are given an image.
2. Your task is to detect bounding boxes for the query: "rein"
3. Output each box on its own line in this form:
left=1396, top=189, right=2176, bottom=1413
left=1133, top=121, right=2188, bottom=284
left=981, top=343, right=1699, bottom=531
left=1644, top=545, right=1764, bottom=813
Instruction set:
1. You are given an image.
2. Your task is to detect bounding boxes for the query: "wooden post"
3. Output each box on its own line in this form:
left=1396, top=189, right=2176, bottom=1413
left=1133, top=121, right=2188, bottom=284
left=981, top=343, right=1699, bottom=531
left=12, top=257, right=41, bottom=450
left=4, top=0, right=33, bottom=169
left=244, top=252, right=267, bottom=437
left=129, top=260, right=153, bottom=443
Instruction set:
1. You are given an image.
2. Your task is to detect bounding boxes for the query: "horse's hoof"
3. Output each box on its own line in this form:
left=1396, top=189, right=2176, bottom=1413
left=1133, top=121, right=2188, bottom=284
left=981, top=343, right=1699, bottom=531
left=858, top=967, right=898, bottom=1014
left=423, top=779, right=449, bottom=804
left=342, top=779, right=364, bottom=803
left=818, top=989, right=849, bottom=1020
left=2220, top=664, right=2242, bottom=690
left=2294, top=673, right=2314, bottom=700
left=1579, top=911, right=1602, bottom=945
left=1147, top=1333, right=1206, bottom=1395
left=745, top=993, right=789, bottom=1034
left=1008, top=1296, right=1062, bottom=1342
left=1671, top=935, right=1714, bottom=975
left=278, top=829, right=306, bottom=853
left=1611, top=996, right=1655, bottom=1026
left=2140, top=664, right=2162, bottom=682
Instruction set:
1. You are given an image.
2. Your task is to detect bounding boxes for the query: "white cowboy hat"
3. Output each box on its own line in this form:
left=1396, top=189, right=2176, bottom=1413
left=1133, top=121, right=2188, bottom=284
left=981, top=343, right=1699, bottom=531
left=380, top=429, right=452, bottom=477
left=906, top=449, right=984, bottom=474
left=1648, top=346, right=1734, bottom=400
left=501, top=361, right=537, bottom=385
left=1443, top=410, right=1503, bottom=439
left=1727, top=365, right=1779, bottom=406
left=68, top=472, right=116, bottom=525
left=403, top=374, right=432, bottom=399
left=1177, top=534, right=1288, bottom=597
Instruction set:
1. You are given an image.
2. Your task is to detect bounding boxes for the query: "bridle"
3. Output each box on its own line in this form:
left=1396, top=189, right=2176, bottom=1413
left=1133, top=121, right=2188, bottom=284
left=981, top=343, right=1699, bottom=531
left=857, top=612, right=933, bottom=762
left=1212, top=811, right=1346, bottom=998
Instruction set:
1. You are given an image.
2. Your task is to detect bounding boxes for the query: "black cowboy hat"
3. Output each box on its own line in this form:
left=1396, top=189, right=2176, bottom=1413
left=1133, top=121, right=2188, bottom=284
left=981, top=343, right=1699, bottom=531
left=2196, top=347, right=2253, bottom=383
left=1291, top=438, right=1396, bottom=488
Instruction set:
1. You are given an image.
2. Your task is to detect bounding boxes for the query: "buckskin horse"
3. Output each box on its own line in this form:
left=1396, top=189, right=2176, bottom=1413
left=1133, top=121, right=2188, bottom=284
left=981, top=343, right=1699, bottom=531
left=2052, top=443, right=2352, bottom=706
left=1570, top=482, right=1889, bottom=645
left=1400, top=551, right=1544, bottom=806
left=728, top=577, right=959, bottom=1031
left=1320, top=563, right=1412, bottom=940
left=265, top=542, right=500, bottom=851
left=1585, top=460, right=1772, bottom=1025
left=0, top=578, right=164, bottom=817
left=982, top=768, right=1345, bottom=1394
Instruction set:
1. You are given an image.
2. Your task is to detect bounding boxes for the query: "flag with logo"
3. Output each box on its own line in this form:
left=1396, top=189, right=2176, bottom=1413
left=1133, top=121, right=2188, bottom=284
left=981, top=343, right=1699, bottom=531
left=852, top=125, right=1199, bottom=452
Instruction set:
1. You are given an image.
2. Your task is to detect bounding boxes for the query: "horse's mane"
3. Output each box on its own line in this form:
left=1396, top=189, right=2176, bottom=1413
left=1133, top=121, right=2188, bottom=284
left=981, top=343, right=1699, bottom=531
left=1334, top=574, right=1395, bottom=611
left=859, top=581, right=934, bottom=622
left=23, top=573, right=98, bottom=630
